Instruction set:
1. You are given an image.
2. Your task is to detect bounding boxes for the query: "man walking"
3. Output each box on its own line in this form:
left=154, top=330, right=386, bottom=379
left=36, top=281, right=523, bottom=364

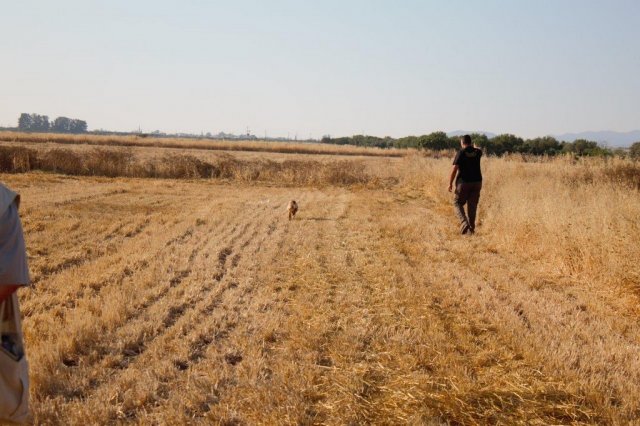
left=448, top=135, right=482, bottom=234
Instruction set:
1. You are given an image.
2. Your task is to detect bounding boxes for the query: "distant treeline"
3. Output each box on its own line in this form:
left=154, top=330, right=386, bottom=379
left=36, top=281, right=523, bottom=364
left=322, top=132, right=640, bottom=157
left=18, top=113, right=87, bottom=134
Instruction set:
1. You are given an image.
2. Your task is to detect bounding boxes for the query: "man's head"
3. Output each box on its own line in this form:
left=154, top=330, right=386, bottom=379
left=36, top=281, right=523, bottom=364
left=460, top=134, right=472, bottom=148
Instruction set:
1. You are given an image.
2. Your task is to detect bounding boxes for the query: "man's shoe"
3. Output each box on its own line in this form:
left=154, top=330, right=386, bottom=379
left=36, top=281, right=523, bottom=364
left=460, top=223, right=470, bottom=235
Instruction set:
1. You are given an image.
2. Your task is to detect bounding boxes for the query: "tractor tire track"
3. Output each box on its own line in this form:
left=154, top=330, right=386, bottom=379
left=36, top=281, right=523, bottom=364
left=51, top=213, right=244, bottom=402
left=139, top=191, right=341, bottom=423
left=58, top=199, right=276, bottom=420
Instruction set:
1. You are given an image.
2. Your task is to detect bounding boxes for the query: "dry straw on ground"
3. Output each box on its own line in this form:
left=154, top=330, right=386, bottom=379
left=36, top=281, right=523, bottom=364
left=2, top=142, right=639, bottom=424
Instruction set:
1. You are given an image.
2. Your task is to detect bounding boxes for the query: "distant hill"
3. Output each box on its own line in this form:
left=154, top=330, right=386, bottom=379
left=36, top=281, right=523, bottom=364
left=554, top=130, right=640, bottom=147
left=447, top=130, right=497, bottom=138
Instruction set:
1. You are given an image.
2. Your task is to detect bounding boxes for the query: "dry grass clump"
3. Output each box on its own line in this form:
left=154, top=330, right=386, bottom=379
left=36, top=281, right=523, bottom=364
left=0, top=145, right=38, bottom=172
left=400, top=154, right=640, bottom=288
left=81, top=149, right=133, bottom=177
left=485, top=157, right=639, bottom=288
left=0, top=146, right=375, bottom=187
left=0, top=131, right=405, bottom=157
left=602, top=162, right=640, bottom=190
left=396, top=153, right=640, bottom=419
left=0, top=146, right=135, bottom=177
left=499, top=154, right=640, bottom=190
left=233, top=158, right=372, bottom=186
left=155, top=155, right=373, bottom=186
left=571, top=158, right=640, bottom=190
left=148, top=153, right=221, bottom=179
left=40, top=148, right=84, bottom=175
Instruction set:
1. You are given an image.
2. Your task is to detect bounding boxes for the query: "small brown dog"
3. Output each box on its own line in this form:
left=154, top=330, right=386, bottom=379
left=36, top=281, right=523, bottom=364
left=287, top=200, right=298, bottom=220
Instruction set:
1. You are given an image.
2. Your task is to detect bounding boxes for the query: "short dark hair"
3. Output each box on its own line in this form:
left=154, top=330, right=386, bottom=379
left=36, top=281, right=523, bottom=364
left=461, top=135, right=472, bottom=145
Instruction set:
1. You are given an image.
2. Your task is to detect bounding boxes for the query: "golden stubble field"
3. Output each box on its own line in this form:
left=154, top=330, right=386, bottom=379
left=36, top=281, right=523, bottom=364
left=2, top=138, right=639, bottom=424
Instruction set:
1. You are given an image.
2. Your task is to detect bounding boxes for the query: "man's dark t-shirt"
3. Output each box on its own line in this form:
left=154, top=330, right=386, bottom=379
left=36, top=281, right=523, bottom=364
left=453, top=146, right=483, bottom=184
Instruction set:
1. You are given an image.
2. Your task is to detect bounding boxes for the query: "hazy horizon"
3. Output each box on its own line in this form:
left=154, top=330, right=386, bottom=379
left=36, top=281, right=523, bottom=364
left=2, top=0, right=639, bottom=139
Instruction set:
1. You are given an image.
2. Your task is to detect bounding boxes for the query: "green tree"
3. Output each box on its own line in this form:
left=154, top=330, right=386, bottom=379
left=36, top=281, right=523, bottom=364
left=419, top=131, right=450, bottom=150
left=52, top=116, right=72, bottom=132
left=70, top=119, right=87, bottom=133
left=18, top=113, right=49, bottom=131
left=18, top=113, right=33, bottom=131
left=469, top=133, right=489, bottom=149
left=51, top=117, right=87, bottom=133
left=630, top=142, right=640, bottom=160
left=394, top=136, right=419, bottom=148
left=33, top=114, right=49, bottom=132
left=563, top=139, right=611, bottom=156
left=522, top=136, right=562, bottom=155
left=488, top=134, right=524, bottom=155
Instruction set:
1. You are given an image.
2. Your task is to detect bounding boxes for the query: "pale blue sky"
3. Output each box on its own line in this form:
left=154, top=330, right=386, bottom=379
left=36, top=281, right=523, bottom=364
left=1, top=0, right=638, bottom=138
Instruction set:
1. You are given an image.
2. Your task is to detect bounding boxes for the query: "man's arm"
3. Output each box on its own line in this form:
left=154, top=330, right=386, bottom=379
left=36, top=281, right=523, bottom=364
left=448, top=165, right=459, bottom=192
left=0, top=285, right=20, bottom=303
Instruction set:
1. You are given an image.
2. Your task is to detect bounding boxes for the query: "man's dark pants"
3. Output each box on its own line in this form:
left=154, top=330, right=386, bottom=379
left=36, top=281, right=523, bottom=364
left=454, top=182, right=482, bottom=231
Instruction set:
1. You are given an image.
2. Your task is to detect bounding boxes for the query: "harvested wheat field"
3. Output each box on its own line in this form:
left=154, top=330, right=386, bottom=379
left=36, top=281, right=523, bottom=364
left=2, top=152, right=640, bottom=425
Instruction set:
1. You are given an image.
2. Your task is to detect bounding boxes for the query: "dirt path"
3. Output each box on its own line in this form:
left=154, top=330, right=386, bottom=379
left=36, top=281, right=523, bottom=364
left=2, top=173, right=637, bottom=424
